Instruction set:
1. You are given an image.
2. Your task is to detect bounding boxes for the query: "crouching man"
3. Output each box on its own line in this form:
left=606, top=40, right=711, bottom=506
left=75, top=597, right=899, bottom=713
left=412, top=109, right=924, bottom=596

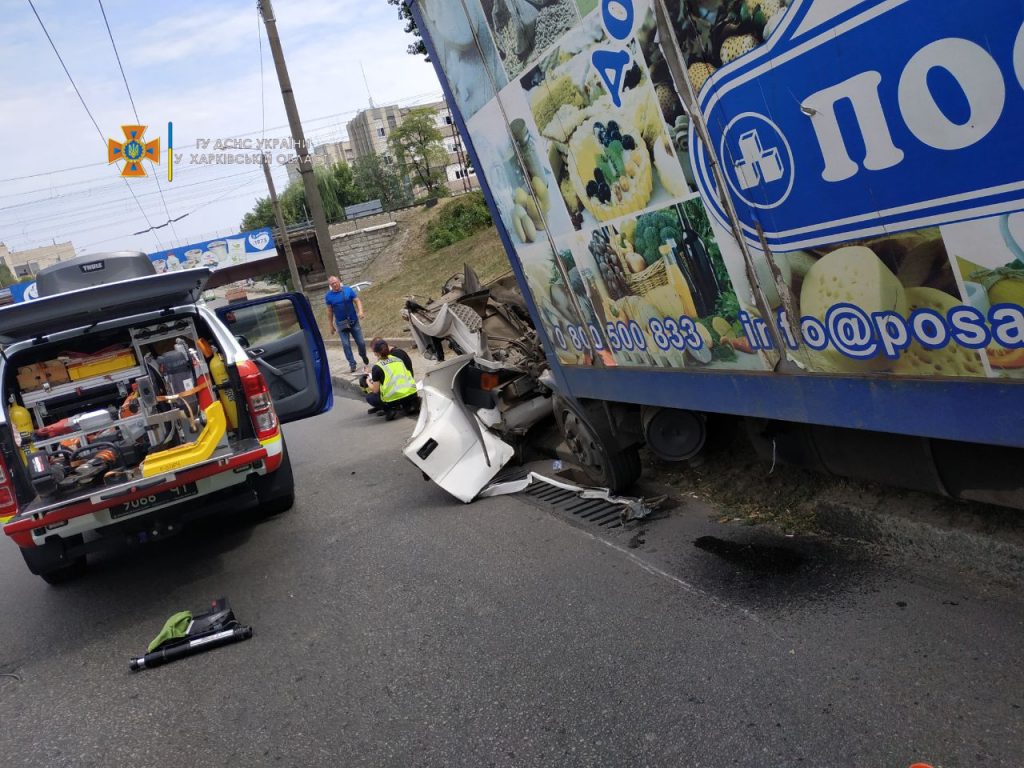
left=365, top=338, right=420, bottom=421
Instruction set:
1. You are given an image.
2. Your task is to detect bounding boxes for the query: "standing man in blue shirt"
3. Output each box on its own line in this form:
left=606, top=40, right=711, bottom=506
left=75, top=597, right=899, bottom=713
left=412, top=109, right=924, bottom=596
left=325, top=275, right=369, bottom=373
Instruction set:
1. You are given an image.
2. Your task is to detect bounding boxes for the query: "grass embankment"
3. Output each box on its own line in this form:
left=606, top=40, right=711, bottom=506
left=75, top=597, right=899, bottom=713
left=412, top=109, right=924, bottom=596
left=357, top=197, right=512, bottom=339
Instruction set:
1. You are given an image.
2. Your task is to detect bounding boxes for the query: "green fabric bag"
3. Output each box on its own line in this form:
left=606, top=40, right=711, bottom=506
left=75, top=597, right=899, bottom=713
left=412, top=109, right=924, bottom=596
left=147, top=610, right=193, bottom=652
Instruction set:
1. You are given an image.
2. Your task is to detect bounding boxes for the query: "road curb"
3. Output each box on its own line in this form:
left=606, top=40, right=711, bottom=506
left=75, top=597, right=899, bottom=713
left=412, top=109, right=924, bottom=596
left=331, top=372, right=365, bottom=399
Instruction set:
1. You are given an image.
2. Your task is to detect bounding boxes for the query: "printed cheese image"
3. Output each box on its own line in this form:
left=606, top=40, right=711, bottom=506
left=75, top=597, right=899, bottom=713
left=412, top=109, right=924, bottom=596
left=800, top=246, right=907, bottom=317
left=799, top=246, right=908, bottom=372
left=893, top=287, right=985, bottom=377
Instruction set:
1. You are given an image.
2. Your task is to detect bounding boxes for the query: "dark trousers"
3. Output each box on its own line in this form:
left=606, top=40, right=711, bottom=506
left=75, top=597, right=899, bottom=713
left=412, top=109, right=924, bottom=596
left=366, top=392, right=420, bottom=413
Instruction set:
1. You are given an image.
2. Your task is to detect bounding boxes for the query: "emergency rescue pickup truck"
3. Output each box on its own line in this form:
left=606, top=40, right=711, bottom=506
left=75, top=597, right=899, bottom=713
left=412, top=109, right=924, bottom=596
left=0, top=252, right=331, bottom=583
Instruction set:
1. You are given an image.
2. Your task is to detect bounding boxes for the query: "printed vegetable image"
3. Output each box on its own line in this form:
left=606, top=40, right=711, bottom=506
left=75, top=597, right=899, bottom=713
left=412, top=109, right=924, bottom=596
left=634, top=209, right=683, bottom=267
left=572, top=200, right=750, bottom=370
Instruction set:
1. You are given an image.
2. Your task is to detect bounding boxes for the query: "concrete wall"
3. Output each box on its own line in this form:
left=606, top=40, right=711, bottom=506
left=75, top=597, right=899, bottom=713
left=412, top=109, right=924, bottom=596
left=330, top=222, right=398, bottom=284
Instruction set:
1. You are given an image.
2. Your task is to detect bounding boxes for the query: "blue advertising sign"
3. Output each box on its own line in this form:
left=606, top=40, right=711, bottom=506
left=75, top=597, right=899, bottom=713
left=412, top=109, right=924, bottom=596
left=9, top=282, right=39, bottom=303
left=9, top=228, right=277, bottom=303
left=693, top=0, right=1024, bottom=250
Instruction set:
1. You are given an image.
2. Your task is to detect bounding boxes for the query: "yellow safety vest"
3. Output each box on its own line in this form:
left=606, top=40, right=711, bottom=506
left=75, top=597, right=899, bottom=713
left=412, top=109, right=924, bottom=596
left=379, top=355, right=416, bottom=403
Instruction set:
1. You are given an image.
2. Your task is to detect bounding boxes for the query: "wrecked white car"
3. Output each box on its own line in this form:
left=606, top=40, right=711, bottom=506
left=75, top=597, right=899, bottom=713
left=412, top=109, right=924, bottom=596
left=401, top=266, right=643, bottom=503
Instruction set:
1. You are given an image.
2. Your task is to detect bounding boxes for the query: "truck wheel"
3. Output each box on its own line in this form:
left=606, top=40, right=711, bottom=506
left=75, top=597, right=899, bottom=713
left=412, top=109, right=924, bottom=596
left=254, top=440, right=295, bottom=515
left=556, top=397, right=641, bottom=493
left=21, top=534, right=87, bottom=585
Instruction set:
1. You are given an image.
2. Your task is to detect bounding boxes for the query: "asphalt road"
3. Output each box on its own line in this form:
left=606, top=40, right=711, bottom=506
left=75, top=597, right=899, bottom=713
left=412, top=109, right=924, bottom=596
left=0, top=395, right=1021, bottom=768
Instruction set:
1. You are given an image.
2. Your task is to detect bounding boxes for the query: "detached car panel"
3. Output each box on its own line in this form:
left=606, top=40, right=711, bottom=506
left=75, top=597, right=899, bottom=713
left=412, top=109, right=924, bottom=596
left=0, top=253, right=331, bottom=582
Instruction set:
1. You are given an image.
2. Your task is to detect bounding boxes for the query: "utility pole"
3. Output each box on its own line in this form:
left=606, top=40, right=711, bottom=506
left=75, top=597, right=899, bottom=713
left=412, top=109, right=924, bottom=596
left=262, top=157, right=302, bottom=292
left=259, top=0, right=337, bottom=278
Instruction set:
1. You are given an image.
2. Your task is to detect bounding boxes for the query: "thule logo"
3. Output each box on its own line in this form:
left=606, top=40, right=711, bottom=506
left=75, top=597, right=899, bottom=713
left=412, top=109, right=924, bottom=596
left=79, top=261, right=105, bottom=273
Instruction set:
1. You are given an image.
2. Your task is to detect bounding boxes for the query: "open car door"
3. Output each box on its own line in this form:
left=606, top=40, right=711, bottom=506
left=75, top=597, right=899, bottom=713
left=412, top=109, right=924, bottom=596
left=216, top=293, right=332, bottom=423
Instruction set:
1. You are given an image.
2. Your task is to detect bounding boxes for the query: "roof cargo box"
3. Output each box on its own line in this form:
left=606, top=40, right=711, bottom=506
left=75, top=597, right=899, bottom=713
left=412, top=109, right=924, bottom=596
left=36, top=252, right=156, bottom=297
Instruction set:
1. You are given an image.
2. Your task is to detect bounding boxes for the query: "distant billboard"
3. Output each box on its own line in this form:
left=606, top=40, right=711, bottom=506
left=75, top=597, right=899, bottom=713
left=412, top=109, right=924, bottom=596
left=147, top=227, right=277, bottom=273
left=8, top=228, right=278, bottom=303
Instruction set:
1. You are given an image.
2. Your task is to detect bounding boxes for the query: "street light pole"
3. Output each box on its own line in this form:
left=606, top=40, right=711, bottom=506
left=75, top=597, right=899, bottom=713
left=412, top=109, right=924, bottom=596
left=262, top=157, right=302, bottom=292
left=258, top=0, right=337, bottom=278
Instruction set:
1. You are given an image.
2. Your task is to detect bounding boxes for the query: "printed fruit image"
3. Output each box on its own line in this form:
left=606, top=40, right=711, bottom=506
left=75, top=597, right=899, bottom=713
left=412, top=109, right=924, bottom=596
left=720, top=33, right=758, bottom=64
left=569, top=116, right=652, bottom=222
left=987, top=274, right=1024, bottom=306
left=687, top=62, right=717, bottom=94
left=987, top=344, right=1024, bottom=369
left=667, top=0, right=789, bottom=80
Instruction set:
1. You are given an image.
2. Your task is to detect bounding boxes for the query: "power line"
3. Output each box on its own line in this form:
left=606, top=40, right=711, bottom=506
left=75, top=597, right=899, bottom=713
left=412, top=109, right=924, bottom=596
left=0, top=168, right=261, bottom=217
left=2, top=172, right=265, bottom=237
left=10, top=179, right=266, bottom=251
left=77, top=178, right=266, bottom=250
left=25, top=0, right=163, bottom=249
left=97, top=0, right=180, bottom=242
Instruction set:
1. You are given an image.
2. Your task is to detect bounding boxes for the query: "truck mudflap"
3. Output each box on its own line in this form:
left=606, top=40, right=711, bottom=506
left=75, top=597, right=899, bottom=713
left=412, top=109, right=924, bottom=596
left=3, top=438, right=270, bottom=547
left=403, top=355, right=515, bottom=503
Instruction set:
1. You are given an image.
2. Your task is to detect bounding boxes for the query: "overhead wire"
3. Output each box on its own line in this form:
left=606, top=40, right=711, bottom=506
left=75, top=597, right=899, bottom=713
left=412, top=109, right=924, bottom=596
left=96, top=0, right=180, bottom=241
left=0, top=90, right=443, bottom=185
left=78, top=177, right=266, bottom=250
left=4, top=171, right=264, bottom=236
left=25, top=0, right=163, bottom=248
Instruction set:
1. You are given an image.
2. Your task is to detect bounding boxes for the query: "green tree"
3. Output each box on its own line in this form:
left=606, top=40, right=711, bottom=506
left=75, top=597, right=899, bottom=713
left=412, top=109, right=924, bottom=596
left=388, top=107, right=449, bottom=198
left=352, top=153, right=412, bottom=210
left=240, top=197, right=275, bottom=232
left=385, top=0, right=426, bottom=57
left=240, top=161, right=361, bottom=229
left=0, top=262, right=16, bottom=288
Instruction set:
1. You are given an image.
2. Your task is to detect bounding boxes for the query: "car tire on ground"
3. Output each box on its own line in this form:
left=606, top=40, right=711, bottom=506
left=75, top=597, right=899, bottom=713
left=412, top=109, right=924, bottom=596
left=21, top=534, right=87, bottom=585
left=253, top=439, right=295, bottom=515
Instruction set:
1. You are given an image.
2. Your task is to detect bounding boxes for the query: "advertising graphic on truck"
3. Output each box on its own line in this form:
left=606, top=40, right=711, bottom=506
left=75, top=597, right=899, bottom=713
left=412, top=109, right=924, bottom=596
left=412, top=0, right=1024, bottom=382
left=403, top=0, right=1024, bottom=505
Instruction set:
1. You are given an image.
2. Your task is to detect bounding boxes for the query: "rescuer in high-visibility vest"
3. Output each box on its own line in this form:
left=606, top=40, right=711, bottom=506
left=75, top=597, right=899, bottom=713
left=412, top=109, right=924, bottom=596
left=365, top=338, right=419, bottom=421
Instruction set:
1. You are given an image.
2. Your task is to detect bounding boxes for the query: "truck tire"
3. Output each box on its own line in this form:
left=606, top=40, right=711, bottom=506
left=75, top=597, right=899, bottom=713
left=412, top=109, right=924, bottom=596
left=21, top=534, right=87, bottom=585
left=555, top=397, right=641, bottom=494
left=254, top=440, right=295, bottom=515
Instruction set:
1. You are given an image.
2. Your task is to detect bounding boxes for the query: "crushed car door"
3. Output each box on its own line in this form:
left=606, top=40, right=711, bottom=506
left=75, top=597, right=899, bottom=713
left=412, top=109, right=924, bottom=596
left=216, top=293, right=332, bottom=422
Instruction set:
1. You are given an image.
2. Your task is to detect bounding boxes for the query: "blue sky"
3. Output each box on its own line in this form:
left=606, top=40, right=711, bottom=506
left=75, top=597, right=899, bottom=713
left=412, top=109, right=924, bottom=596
left=0, top=0, right=442, bottom=256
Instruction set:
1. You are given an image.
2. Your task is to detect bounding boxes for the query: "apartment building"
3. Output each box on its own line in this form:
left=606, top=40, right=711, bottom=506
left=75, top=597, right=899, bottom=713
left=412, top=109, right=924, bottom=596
left=0, top=241, right=76, bottom=278
left=284, top=139, right=356, bottom=183
left=346, top=101, right=477, bottom=195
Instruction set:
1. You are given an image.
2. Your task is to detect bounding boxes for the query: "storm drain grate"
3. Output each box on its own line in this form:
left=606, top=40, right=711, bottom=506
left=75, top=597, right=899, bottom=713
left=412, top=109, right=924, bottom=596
left=522, top=482, right=624, bottom=529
